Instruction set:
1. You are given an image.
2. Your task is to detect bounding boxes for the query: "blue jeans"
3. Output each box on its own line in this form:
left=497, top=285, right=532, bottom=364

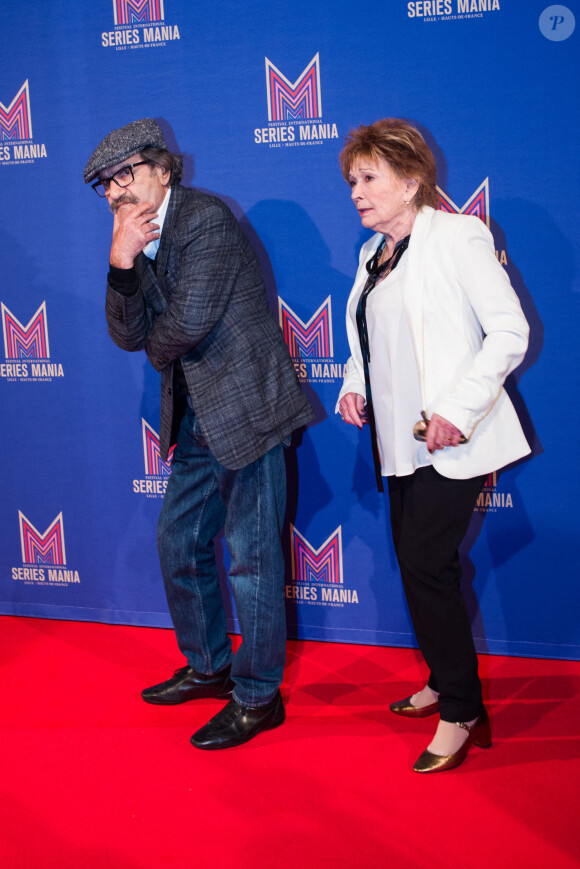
left=157, top=404, right=287, bottom=707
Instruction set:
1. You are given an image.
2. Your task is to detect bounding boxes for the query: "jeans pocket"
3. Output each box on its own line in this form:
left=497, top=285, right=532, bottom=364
left=191, top=412, right=208, bottom=448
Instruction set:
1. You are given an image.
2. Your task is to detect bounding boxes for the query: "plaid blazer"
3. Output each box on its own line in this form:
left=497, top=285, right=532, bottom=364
left=106, top=185, right=314, bottom=468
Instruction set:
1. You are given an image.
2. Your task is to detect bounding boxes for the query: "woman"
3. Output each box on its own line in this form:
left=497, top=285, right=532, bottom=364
left=337, top=119, right=530, bottom=773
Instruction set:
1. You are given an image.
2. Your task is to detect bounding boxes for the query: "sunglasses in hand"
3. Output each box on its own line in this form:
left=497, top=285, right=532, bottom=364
left=413, top=412, right=467, bottom=444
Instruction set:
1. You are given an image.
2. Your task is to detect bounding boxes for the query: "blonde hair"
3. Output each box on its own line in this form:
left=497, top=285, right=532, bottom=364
left=339, top=118, right=438, bottom=209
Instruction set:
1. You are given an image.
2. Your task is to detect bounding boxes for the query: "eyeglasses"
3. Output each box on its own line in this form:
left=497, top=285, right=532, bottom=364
left=91, top=161, right=150, bottom=197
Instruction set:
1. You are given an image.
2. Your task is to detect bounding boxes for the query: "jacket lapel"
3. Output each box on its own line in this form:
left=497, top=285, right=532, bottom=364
left=154, top=185, right=186, bottom=294
left=135, top=185, right=187, bottom=312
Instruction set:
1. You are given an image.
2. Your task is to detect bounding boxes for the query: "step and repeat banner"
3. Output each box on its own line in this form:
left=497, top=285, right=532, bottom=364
left=1, top=1, right=578, bottom=659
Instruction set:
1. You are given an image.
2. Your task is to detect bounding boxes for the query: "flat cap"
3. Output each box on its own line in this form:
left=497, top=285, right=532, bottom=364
left=84, top=118, right=167, bottom=183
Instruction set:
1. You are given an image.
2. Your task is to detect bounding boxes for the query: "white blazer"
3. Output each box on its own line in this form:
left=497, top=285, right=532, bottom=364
left=338, top=206, right=531, bottom=479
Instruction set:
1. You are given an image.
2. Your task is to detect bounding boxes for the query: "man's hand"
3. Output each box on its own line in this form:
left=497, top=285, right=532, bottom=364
left=338, top=392, right=368, bottom=429
left=426, top=412, right=464, bottom=453
left=109, top=201, right=160, bottom=269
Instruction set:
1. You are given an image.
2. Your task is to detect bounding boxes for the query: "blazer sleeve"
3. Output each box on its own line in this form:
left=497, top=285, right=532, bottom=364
left=105, top=278, right=151, bottom=353
left=336, top=357, right=366, bottom=408
left=434, top=216, right=529, bottom=437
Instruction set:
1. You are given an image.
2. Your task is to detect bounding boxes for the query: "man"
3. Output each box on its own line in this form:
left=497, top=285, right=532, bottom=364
left=84, top=118, right=314, bottom=749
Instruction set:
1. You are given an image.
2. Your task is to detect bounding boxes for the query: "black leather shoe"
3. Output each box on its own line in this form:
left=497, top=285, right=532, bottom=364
left=190, top=690, right=285, bottom=750
left=141, top=664, right=234, bottom=705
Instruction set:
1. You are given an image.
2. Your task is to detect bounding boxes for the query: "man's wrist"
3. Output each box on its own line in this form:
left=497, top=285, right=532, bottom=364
left=108, top=265, right=138, bottom=296
left=109, top=252, right=136, bottom=269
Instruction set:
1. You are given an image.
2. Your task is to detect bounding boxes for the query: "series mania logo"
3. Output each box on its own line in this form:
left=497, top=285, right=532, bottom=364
left=474, top=471, right=514, bottom=513
left=407, top=0, right=500, bottom=21
left=437, top=178, right=507, bottom=265
left=101, top=0, right=180, bottom=49
left=0, top=80, right=47, bottom=166
left=287, top=525, right=359, bottom=606
left=133, top=419, right=174, bottom=497
left=254, top=53, right=338, bottom=148
left=279, top=295, right=345, bottom=384
left=1, top=302, right=64, bottom=381
left=12, top=511, right=80, bottom=585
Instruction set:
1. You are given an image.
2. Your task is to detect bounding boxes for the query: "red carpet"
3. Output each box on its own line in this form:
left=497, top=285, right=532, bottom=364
left=0, top=616, right=578, bottom=868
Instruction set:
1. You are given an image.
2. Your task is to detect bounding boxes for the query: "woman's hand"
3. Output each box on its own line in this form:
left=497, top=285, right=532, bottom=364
left=338, top=393, right=368, bottom=429
left=426, top=413, right=464, bottom=453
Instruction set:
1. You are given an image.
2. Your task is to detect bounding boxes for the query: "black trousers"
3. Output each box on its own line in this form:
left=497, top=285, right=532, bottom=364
left=387, top=466, right=487, bottom=722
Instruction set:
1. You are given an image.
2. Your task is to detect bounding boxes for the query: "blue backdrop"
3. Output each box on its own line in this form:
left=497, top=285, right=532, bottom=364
left=1, top=0, right=578, bottom=660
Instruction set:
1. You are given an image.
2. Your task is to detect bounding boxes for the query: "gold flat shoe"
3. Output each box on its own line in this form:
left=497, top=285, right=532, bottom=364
left=389, top=695, right=440, bottom=718
left=413, top=708, right=492, bottom=773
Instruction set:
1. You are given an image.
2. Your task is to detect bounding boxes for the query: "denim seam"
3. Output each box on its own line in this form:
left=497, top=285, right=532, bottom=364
left=190, top=470, right=221, bottom=673
left=247, top=454, right=262, bottom=706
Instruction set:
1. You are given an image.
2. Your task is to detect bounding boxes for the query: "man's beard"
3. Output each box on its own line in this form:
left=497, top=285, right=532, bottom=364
left=110, top=192, right=139, bottom=214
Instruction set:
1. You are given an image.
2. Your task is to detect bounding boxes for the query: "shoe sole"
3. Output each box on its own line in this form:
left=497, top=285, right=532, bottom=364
left=141, top=687, right=234, bottom=705
left=389, top=702, right=439, bottom=718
